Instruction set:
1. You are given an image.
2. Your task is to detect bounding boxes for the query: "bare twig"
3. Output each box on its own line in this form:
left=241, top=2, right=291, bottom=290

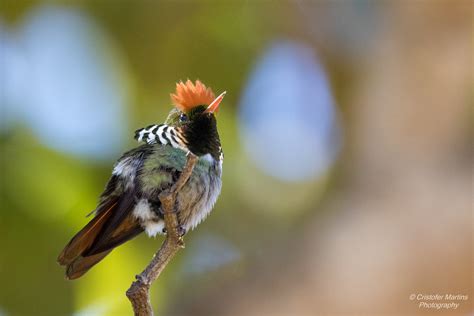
left=126, top=154, right=199, bottom=316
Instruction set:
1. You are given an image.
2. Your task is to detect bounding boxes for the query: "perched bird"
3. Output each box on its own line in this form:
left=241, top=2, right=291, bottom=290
left=58, top=80, right=225, bottom=279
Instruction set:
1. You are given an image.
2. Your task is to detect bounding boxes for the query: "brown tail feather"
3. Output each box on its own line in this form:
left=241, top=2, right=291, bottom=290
left=58, top=202, right=116, bottom=266
left=58, top=197, right=144, bottom=279
left=63, top=214, right=143, bottom=279
left=87, top=212, right=143, bottom=255
left=66, top=250, right=112, bottom=280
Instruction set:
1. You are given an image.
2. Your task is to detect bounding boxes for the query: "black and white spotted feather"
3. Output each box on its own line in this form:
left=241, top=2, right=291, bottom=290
left=134, top=124, right=188, bottom=151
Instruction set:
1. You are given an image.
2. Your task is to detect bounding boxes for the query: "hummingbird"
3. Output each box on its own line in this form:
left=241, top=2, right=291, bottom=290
left=58, top=80, right=225, bottom=280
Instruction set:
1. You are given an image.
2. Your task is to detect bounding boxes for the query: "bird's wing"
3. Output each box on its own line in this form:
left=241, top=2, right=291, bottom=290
left=58, top=146, right=153, bottom=279
left=85, top=189, right=143, bottom=255
left=75, top=146, right=156, bottom=255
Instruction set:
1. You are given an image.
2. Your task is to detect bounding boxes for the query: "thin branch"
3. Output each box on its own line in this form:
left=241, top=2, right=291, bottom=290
left=126, top=153, right=199, bottom=316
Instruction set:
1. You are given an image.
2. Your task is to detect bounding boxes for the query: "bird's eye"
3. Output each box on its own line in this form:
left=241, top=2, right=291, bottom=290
left=179, top=113, right=187, bottom=122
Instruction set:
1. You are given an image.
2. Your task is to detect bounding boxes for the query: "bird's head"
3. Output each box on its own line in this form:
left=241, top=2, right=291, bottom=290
left=165, top=80, right=225, bottom=159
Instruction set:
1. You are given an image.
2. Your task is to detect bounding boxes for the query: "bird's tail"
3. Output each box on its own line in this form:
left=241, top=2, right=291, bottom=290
left=58, top=198, right=143, bottom=279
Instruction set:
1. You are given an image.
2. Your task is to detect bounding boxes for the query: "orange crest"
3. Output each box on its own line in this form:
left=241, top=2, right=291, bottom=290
left=170, top=80, right=216, bottom=112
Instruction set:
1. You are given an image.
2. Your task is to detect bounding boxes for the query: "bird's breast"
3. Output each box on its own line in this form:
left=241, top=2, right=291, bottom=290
left=176, top=154, right=222, bottom=231
left=135, top=152, right=222, bottom=236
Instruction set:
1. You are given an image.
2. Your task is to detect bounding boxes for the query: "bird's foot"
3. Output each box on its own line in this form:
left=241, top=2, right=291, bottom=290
left=156, top=206, right=179, bottom=218
left=177, top=225, right=186, bottom=237
left=161, top=225, right=186, bottom=237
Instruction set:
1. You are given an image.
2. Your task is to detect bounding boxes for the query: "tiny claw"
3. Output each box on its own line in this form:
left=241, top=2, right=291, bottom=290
left=162, top=225, right=186, bottom=237
left=135, top=274, right=146, bottom=283
left=177, top=225, right=186, bottom=237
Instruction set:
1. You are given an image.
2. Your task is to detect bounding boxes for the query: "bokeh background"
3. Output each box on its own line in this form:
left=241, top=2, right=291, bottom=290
left=0, top=1, right=472, bottom=315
